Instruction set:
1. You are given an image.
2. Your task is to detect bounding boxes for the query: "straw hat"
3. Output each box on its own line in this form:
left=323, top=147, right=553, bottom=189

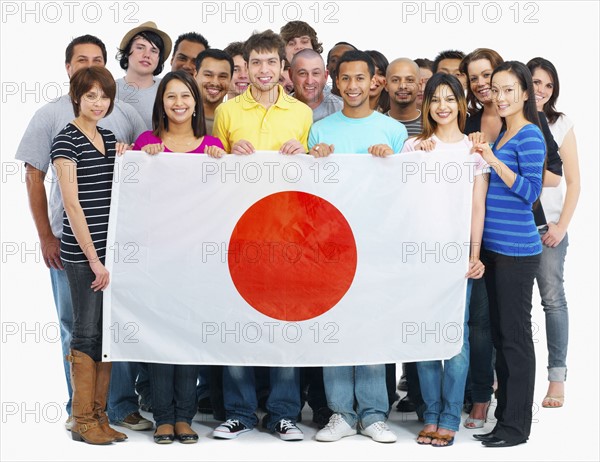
left=119, top=21, right=172, bottom=64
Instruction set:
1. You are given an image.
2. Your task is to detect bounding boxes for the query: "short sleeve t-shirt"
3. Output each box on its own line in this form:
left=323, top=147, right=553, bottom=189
left=308, top=111, right=408, bottom=154
left=50, top=123, right=116, bottom=264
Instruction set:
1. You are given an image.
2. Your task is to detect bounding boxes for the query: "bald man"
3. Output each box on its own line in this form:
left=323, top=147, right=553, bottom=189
left=290, top=49, right=343, bottom=122
left=385, top=58, right=423, bottom=136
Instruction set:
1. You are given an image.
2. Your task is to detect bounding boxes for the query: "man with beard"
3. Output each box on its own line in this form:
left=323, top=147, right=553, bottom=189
left=385, top=58, right=422, bottom=136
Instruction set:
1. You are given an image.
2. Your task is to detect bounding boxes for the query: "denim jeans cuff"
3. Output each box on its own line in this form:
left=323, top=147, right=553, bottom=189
left=360, top=413, right=387, bottom=429
left=108, top=405, right=140, bottom=423
left=548, top=367, right=567, bottom=382
left=437, top=421, right=460, bottom=432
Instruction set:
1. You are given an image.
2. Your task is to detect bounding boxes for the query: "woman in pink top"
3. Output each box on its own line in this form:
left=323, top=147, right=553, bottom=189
left=132, top=70, right=224, bottom=445
left=402, top=72, right=489, bottom=447
left=133, top=70, right=225, bottom=156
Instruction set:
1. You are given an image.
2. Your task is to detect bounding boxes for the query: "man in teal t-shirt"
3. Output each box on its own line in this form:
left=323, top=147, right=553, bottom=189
left=308, top=50, right=407, bottom=156
left=311, top=50, right=407, bottom=444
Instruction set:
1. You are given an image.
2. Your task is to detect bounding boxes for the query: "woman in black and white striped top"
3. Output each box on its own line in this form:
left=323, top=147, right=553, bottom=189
left=51, top=66, right=127, bottom=446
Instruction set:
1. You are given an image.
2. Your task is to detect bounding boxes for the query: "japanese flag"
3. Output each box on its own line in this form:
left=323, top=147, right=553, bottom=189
left=103, top=151, right=475, bottom=366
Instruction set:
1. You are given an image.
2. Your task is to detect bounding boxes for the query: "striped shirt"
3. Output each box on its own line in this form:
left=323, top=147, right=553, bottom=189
left=483, top=124, right=545, bottom=257
left=50, top=123, right=116, bottom=264
left=385, top=111, right=423, bottom=136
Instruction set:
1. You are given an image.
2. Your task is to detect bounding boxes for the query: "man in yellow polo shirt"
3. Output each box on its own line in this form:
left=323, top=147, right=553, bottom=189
left=213, top=29, right=312, bottom=154
left=211, top=29, right=309, bottom=442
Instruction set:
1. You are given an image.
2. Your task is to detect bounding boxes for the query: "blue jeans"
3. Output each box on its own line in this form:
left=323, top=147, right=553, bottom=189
left=63, top=262, right=103, bottom=361
left=466, top=277, right=494, bottom=403
left=417, top=280, right=472, bottom=432
left=196, top=365, right=211, bottom=402
left=536, top=230, right=569, bottom=382
left=323, top=364, right=389, bottom=428
left=223, top=366, right=300, bottom=431
left=108, top=362, right=142, bottom=423
left=149, top=363, right=200, bottom=427
left=49, top=267, right=73, bottom=415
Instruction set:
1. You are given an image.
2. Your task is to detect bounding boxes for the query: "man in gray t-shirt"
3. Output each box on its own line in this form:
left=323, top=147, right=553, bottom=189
left=290, top=49, right=343, bottom=122
left=15, top=34, right=147, bottom=431
left=115, top=21, right=172, bottom=129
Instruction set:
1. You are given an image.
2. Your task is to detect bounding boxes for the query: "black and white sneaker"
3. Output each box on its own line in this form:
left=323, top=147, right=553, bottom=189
left=212, top=419, right=252, bottom=439
left=274, top=419, right=304, bottom=441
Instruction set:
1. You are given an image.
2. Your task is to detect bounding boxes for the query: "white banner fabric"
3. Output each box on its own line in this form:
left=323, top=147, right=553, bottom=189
left=103, top=150, right=476, bottom=366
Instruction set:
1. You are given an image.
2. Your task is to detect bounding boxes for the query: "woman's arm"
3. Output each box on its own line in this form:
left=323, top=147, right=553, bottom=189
left=53, top=158, right=109, bottom=291
left=542, top=127, right=581, bottom=247
left=466, top=173, right=488, bottom=278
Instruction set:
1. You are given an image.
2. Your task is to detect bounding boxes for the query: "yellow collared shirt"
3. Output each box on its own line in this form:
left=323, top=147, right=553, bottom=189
left=213, top=85, right=312, bottom=153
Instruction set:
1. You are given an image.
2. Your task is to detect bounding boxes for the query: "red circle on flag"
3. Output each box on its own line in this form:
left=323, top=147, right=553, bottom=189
left=228, top=191, right=358, bottom=321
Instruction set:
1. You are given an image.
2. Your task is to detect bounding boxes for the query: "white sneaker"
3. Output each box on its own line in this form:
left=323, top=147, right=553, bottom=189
left=315, top=413, right=357, bottom=442
left=360, top=421, right=397, bottom=443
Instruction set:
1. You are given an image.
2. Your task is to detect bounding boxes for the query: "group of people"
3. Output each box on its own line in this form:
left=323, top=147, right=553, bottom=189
left=16, top=19, right=579, bottom=448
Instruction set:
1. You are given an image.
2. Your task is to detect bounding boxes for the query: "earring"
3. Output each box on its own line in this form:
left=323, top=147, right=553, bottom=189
left=193, top=111, right=196, bottom=117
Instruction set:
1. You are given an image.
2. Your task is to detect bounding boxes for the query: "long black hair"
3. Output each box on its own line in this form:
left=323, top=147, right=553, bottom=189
left=151, top=70, right=206, bottom=138
left=491, top=61, right=541, bottom=130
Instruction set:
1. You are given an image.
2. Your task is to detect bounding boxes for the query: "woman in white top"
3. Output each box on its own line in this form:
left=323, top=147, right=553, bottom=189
left=527, top=57, right=580, bottom=408
left=402, top=72, right=488, bottom=447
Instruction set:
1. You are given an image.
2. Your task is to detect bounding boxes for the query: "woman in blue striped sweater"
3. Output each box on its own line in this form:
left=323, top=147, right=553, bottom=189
left=471, top=61, right=545, bottom=448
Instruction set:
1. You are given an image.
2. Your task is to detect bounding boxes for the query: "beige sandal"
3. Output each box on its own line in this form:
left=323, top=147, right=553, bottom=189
left=542, top=395, right=564, bottom=408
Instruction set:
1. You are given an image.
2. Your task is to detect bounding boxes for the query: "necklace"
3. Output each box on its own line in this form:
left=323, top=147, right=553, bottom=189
left=163, top=134, right=198, bottom=147
left=72, top=120, right=97, bottom=142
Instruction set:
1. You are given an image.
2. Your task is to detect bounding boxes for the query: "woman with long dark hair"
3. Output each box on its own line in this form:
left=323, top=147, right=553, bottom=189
left=472, top=61, right=546, bottom=447
left=402, top=73, right=488, bottom=447
left=133, top=70, right=225, bottom=444
left=527, top=57, right=580, bottom=409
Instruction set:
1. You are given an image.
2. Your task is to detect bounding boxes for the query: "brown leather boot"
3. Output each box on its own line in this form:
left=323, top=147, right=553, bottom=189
left=94, top=362, right=128, bottom=442
left=67, top=350, right=114, bottom=444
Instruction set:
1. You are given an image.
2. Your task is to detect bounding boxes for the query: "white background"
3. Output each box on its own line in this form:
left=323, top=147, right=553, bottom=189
left=1, top=1, right=598, bottom=461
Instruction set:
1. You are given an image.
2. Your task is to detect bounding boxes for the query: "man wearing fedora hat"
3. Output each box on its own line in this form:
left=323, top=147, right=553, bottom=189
left=116, top=21, right=172, bottom=129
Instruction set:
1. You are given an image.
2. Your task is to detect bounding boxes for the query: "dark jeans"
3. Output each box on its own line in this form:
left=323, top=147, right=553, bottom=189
left=482, top=249, right=540, bottom=443
left=465, top=277, right=494, bottom=404
left=148, top=363, right=200, bottom=427
left=301, top=367, right=329, bottom=411
left=63, top=261, right=103, bottom=361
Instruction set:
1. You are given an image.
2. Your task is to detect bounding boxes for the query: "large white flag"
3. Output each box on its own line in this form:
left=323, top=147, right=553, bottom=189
left=103, top=151, right=476, bottom=366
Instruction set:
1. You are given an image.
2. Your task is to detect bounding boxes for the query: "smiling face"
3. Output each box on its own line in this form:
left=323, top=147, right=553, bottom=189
left=386, top=61, right=419, bottom=107
left=66, top=44, right=105, bottom=78
left=230, top=54, right=250, bottom=96
left=429, top=84, right=459, bottom=127
left=162, top=78, right=196, bottom=126
left=532, top=67, right=554, bottom=112
left=285, top=35, right=313, bottom=63
left=196, top=57, right=231, bottom=105
left=127, top=36, right=160, bottom=77
left=248, top=49, right=283, bottom=92
left=171, top=40, right=207, bottom=77
left=337, top=60, right=371, bottom=110
left=290, top=55, right=328, bottom=106
left=369, top=65, right=386, bottom=99
left=491, top=70, right=528, bottom=119
left=77, top=84, right=111, bottom=123
left=468, top=59, right=494, bottom=104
